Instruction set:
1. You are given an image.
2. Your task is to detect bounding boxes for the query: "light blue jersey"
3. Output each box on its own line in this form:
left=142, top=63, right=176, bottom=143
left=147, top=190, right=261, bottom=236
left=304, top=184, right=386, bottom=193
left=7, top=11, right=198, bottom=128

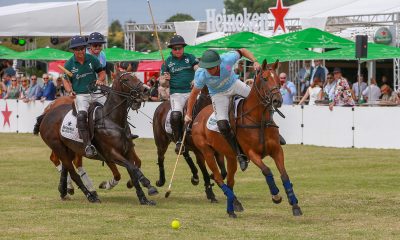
left=86, top=49, right=106, bottom=68
left=194, top=51, right=240, bottom=96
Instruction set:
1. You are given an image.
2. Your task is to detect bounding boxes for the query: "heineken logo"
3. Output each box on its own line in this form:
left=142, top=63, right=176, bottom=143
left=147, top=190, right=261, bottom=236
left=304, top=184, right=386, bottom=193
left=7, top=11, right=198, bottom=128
left=373, top=27, right=392, bottom=45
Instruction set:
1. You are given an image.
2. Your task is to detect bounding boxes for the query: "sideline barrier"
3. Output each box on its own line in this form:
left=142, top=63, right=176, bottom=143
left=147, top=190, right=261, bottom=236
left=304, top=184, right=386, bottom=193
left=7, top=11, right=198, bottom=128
left=1, top=99, right=400, bottom=149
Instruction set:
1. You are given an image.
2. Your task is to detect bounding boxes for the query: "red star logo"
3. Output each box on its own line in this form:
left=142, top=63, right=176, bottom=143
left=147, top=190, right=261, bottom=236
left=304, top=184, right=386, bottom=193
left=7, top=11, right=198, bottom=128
left=269, top=0, right=289, bottom=33
left=1, top=102, right=12, bottom=127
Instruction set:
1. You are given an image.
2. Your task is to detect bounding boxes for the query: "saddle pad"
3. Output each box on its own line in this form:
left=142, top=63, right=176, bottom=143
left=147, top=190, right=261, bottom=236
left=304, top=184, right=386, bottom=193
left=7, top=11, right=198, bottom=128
left=60, top=110, right=83, bottom=143
left=60, top=107, right=100, bottom=143
left=165, top=109, right=172, bottom=134
left=206, top=97, right=244, bottom=132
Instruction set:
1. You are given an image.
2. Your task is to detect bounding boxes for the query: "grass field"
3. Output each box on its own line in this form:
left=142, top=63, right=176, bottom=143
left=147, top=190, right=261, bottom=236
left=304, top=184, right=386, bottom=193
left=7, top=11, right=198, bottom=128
left=0, top=133, right=399, bottom=240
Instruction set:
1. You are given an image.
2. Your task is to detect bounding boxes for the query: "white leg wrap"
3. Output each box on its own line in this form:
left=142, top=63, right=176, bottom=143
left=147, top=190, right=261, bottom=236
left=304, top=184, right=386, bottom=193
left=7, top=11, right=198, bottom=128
left=105, top=178, right=119, bottom=190
left=56, top=164, right=62, bottom=172
left=67, top=174, right=74, bottom=189
left=77, top=167, right=95, bottom=192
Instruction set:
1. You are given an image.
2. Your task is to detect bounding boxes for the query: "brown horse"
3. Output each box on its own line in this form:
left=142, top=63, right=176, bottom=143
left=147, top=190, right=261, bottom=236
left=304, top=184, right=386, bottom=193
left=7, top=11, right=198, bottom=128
left=34, top=95, right=136, bottom=194
left=36, top=70, right=158, bottom=205
left=152, top=88, right=226, bottom=202
left=191, top=60, right=302, bottom=218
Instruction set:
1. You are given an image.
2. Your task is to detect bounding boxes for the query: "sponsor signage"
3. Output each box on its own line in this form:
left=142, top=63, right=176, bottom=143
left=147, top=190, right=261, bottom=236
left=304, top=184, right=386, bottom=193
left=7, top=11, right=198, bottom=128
left=373, top=27, right=392, bottom=45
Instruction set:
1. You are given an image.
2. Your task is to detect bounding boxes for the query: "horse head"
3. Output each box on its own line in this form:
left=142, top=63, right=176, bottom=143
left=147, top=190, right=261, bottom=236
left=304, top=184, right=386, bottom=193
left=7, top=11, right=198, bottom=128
left=113, top=68, right=150, bottom=110
left=254, top=59, right=282, bottom=109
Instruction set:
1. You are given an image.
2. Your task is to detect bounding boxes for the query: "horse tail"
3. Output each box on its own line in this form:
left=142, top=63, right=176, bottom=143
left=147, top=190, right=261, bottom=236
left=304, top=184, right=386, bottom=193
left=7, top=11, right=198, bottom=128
left=33, top=114, right=45, bottom=135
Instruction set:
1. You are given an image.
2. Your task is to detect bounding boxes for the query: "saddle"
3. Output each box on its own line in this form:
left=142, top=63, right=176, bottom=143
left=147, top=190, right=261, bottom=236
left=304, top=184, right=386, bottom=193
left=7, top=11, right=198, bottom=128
left=61, top=102, right=104, bottom=143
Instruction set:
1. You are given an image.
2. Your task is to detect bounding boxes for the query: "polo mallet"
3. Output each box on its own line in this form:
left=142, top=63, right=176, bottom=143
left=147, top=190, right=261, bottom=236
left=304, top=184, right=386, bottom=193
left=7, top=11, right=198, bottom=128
left=147, top=0, right=165, bottom=64
left=165, top=127, right=188, bottom=198
left=76, top=2, right=83, bottom=36
left=57, top=65, right=73, bottom=77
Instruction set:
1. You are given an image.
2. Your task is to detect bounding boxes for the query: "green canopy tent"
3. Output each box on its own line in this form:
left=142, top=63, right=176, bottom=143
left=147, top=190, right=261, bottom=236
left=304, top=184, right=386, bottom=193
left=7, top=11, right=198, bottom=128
left=1, top=47, right=73, bottom=61
left=271, top=28, right=354, bottom=49
left=0, top=45, right=17, bottom=56
left=103, top=47, right=145, bottom=62
left=320, top=43, right=400, bottom=60
left=197, top=31, right=274, bottom=48
left=250, top=44, right=322, bottom=63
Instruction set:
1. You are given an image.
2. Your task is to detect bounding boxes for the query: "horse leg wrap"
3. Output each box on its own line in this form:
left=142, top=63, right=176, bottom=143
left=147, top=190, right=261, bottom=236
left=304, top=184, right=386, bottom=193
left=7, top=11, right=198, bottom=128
left=67, top=174, right=74, bottom=190
left=282, top=179, right=298, bottom=205
left=105, top=178, right=119, bottom=190
left=265, top=173, right=280, bottom=196
left=221, top=184, right=235, bottom=213
left=78, top=167, right=95, bottom=192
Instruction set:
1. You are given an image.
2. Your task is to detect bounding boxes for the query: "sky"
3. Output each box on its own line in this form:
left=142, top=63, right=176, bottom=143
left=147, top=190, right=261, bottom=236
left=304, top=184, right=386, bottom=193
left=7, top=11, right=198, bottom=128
left=0, top=0, right=225, bottom=24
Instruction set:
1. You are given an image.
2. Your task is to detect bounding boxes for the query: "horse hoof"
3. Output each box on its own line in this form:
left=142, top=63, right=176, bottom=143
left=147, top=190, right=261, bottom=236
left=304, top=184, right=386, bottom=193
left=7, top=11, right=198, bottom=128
left=292, top=205, right=303, bottom=216
left=191, top=176, right=200, bottom=185
left=210, top=198, right=218, bottom=203
left=272, top=194, right=282, bottom=204
left=87, top=193, right=101, bottom=203
left=91, top=191, right=98, bottom=198
left=233, top=198, right=244, bottom=212
left=140, top=198, right=156, bottom=206
left=99, top=181, right=107, bottom=189
left=156, top=180, right=165, bottom=187
left=227, top=211, right=237, bottom=218
left=60, top=195, right=70, bottom=201
left=126, top=180, right=133, bottom=189
left=148, top=186, right=159, bottom=196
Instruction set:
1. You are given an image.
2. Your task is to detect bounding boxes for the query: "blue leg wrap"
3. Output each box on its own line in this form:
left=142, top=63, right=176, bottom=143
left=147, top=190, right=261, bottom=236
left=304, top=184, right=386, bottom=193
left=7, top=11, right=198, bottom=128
left=265, top=173, right=280, bottom=195
left=282, top=179, right=298, bottom=205
left=221, top=184, right=235, bottom=213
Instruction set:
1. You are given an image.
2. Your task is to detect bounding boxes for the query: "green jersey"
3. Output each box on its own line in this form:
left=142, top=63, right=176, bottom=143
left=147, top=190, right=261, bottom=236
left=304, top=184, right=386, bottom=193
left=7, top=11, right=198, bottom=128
left=161, top=52, right=198, bottom=94
left=64, top=53, right=102, bottom=94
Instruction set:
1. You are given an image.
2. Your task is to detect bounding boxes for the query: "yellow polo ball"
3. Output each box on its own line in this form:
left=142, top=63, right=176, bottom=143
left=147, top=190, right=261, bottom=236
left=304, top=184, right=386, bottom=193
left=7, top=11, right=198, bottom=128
left=171, top=219, right=180, bottom=229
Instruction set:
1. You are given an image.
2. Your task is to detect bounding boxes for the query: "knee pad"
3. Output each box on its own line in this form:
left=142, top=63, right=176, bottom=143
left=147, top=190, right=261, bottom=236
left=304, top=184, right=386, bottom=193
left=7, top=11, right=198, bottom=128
left=170, top=111, right=183, bottom=125
left=77, top=111, right=88, bottom=129
left=217, top=120, right=231, bottom=135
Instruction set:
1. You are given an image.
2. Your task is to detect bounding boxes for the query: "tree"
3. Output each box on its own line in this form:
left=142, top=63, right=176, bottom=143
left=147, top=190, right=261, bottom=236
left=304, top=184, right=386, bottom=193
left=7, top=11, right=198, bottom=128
left=166, top=13, right=194, bottom=23
left=108, top=20, right=124, bottom=48
left=224, top=0, right=304, bottom=14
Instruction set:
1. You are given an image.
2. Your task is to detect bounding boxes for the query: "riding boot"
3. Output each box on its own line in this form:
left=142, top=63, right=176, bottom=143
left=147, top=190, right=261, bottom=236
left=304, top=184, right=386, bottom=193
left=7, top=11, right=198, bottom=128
left=125, top=125, right=139, bottom=140
left=217, top=120, right=249, bottom=172
left=77, top=111, right=97, bottom=158
left=279, top=134, right=286, bottom=145
left=171, top=111, right=184, bottom=154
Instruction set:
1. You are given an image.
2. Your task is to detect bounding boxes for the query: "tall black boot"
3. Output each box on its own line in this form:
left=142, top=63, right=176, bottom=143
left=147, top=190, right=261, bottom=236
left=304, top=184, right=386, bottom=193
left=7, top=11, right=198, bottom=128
left=170, top=111, right=184, bottom=154
left=77, top=111, right=97, bottom=157
left=217, top=120, right=249, bottom=171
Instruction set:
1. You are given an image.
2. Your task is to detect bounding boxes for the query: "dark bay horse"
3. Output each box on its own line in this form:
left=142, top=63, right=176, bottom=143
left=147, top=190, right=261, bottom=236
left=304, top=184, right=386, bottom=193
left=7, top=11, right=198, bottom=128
left=36, top=70, right=158, bottom=205
left=152, top=88, right=226, bottom=202
left=191, top=60, right=302, bottom=218
left=34, top=96, right=135, bottom=194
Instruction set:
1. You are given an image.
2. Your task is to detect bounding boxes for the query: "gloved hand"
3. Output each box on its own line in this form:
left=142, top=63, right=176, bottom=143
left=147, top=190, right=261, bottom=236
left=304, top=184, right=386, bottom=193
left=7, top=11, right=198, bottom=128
left=184, top=114, right=192, bottom=125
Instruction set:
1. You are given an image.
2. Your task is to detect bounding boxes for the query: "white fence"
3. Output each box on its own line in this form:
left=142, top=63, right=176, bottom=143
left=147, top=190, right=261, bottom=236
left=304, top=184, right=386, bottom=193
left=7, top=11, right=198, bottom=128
left=1, top=99, right=400, bottom=149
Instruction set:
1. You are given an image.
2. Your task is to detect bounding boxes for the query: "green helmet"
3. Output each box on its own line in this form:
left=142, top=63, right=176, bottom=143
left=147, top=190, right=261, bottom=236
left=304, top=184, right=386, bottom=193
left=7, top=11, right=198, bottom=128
left=199, top=50, right=221, bottom=69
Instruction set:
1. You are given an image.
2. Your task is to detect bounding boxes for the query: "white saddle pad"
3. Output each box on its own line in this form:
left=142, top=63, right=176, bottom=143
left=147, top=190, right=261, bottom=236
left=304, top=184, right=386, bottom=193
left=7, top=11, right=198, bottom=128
left=165, top=109, right=173, bottom=134
left=60, top=110, right=83, bottom=143
left=60, top=108, right=99, bottom=143
left=206, top=97, right=244, bottom=132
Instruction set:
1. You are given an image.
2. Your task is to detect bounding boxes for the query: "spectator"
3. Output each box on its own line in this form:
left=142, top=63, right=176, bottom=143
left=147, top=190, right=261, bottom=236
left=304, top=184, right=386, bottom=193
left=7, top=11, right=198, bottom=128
left=3, top=60, right=16, bottom=77
left=380, top=84, right=392, bottom=101
left=298, top=78, right=322, bottom=105
left=296, top=60, right=313, bottom=95
left=24, top=75, right=41, bottom=102
left=18, top=77, right=29, bottom=99
left=0, top=78, right=7, bottom=98
left=310, top=59, right=326, bottom=85
left=55, top=77, right=66, bottom=98
left=38, top=73, right=56, bottom=101
left=323, top=73, right=336, bottom=101
left=379, top=75, right=392, bottom=89
left=352, top=74, right=367, bottom=102
left=149, top=79, right=159, bottom=101
left=4, top=76, right=20, bottom=99
left=362, top=78, right=381, bottom=103
left=279, top=72, right=296, bottom=105
left=329, top=67, right=355, bottom=111
left=3, top=74, right=11, bottom=88
left=234, top=60, right=245, bottom=81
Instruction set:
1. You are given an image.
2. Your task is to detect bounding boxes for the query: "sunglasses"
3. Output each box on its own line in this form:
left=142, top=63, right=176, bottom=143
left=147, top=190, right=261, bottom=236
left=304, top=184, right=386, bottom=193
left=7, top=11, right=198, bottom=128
left=31, top=78, right=37, bottom=80
left=172, top=47, right=183, bottom=51
left=91, top=44, right=102, bottom=48
left=11, top=80, right=17, bottom=82
left=280, top=77, right=287, bottom=79
left=73, top=46, right=86, bottom=51
left=43, top=77, right=49, bottom=79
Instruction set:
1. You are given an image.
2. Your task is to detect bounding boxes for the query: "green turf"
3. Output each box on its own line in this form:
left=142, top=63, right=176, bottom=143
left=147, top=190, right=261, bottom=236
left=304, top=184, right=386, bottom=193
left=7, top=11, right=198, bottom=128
left=0, top=133, right=399, bottom=239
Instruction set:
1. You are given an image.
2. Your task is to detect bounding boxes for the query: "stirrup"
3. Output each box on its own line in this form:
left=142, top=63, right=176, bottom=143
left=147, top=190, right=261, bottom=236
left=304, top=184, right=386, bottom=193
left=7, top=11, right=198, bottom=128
left=237, top=154, right=249, bottom=172
left=175, top=141, right=185, bottom=154
left=85, top=145, right=97, bottom=157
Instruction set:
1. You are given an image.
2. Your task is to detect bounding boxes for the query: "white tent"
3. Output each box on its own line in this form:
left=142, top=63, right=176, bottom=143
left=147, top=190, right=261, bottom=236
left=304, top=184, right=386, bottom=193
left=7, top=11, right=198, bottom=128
left=0, top=0, right=108, bottom=37
left=287, top=0, right=400, bottom=19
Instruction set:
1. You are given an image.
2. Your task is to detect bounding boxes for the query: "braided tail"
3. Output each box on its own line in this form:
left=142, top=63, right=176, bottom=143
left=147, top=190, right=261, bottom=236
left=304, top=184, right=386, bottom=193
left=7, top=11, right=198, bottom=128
left=33, top=114, right=45, bottom=135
